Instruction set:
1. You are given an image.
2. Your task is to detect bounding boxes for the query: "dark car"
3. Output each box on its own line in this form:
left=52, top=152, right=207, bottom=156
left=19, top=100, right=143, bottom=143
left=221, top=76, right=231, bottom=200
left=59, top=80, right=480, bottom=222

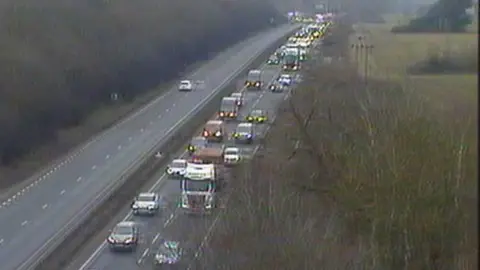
left=107, top=221, right=139, bottom=251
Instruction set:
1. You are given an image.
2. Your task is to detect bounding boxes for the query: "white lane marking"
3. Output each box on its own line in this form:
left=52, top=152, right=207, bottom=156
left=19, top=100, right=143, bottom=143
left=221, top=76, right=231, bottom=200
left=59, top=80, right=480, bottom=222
left=105, top=155, right=110, bottom=160
left=42, top=204, right=48, bottom=210
left=137, top=248, right=149, bottom=264
left=60, top=189, right=66, bottom=195
left=128, top=137, right=132, bottom=141
left=163, top=213, right=175, bottom=227
left=140, top=128, right=144, bottom=133
left=117, top=145, right=122, bottom=150
left=172, top=103, right=176, bottom=107
left=157, top=114, right=162, bottom=118
left=76, top=177, right=83, bottom=182
left=91, top=165, right=97, bottom=170
left=152, top=233, right=160, bottom=244
left=0, top=238, right=4, bottom=244
left=166, top=108, right=170, bottom=112
left=78, top=31, right=295, bottom=269
left=149, top=121, right=153, bottom=125
left=21, top=220, right=28, bottom=226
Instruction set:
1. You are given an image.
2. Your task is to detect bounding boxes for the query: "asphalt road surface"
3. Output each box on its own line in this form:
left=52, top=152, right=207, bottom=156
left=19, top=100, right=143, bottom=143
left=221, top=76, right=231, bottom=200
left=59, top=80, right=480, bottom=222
left=73, top=58, right=294, bottom=270
left=0, top=24, right=297, bottom=270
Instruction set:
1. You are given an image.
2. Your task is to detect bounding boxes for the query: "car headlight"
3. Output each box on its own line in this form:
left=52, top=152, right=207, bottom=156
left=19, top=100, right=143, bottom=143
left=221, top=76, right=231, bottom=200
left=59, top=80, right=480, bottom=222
left=132, top=204, right=139, bottom=209
left=124, top=238, right=133, bottom=244
left=155, top=254, right=167, bottom=262
left=107, top=236, right=115, bottom=243
left=167, top=168, right=173, bottom=174
left=246, top=134, right=252, bottom=138
left=179, top=169, right=186, bottom=175
left=215, top=131, right=221, bottom=136
left=233, top=133, right=239, bottom=138
left=148, top=205, right=155, bottom=209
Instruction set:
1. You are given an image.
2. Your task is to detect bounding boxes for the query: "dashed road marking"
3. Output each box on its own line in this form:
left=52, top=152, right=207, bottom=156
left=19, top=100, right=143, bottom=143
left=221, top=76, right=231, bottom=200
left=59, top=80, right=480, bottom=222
left=149, top=121, right=153, bottom=125
left=77, top=177, right=82, bottom=182
left=152, top=233, right=160, bottom=244
left=166, top=108, right=170, bottom=112
left=42, top=204, right=48, bottom=209
left=137, top=248, right=150, bottom=264
left=129, top=137, right=132, bottom=141
left=172, top=103, right=176, bottom=107
left=140, top=129, right=144, bottom=133
left=105, top=155, right=110, bottom=160
left=60, top=189, right=66, bottom=195
left=21, top=220, right=28, bottom=226
left=118, top=145, right=122, bottom=150
left=157, top=114, right=162, bottom=118
left=92, top=165, right=97, bottom=170
left=0, top=238, right=4, bottom=244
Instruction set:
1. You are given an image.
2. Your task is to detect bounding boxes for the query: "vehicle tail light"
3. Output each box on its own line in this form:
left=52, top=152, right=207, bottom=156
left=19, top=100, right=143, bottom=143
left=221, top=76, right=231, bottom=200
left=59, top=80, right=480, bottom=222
left=219, top=112, right=224, bottom=117
left=229, top=112, right=235, bottom=117
left=203, top=130, right=209, bottom=136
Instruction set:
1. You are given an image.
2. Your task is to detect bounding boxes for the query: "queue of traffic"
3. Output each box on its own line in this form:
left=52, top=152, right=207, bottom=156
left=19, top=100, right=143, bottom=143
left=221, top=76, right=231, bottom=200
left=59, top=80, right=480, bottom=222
left=103, top=18, right=333, bottom=268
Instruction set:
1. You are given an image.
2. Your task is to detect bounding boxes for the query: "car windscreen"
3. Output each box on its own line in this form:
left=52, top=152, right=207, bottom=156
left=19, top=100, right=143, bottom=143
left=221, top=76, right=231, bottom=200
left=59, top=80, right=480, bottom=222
left=236, top=126, right=251, bottom=133
left=180, top=82, right=189, bottom=86
left=251, top=110, right=263, bottom=117
left=137, top=194, right=155, bottom=202
left=113, top=225, right=133, bottom=235
left=224, top=149, right=238, bottom=155
left=184, top=180, right=211, bottom=191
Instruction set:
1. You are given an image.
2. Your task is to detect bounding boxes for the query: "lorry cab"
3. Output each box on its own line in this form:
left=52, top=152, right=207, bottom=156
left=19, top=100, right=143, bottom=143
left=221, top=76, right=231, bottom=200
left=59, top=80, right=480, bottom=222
left=218, top=97, right=238, bottom=120
left=181, top=163, right=216, bottom=213
left=202, top=120, right=225, bottom=142
left=245, top=69, right=262, bottom=90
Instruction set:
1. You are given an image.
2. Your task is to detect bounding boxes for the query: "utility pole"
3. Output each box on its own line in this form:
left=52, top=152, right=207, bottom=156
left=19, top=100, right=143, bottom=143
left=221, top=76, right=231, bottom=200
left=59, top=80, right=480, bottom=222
left=350, top=35, right=374, bottom=85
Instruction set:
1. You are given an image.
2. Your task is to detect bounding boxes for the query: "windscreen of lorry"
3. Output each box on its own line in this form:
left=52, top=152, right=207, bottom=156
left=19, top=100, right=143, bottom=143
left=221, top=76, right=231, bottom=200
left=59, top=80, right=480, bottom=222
left=220, top=99, right=236, bottom=111
left=284, top=55, right=297, bottom=63
left=247, top=71, right=260, bottom=81
left=183, top=180, right=212, bottom=192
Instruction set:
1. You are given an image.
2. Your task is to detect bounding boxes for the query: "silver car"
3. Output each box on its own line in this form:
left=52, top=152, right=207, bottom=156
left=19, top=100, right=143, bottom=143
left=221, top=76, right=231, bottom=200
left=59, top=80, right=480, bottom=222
left=131, top=192, right=160, bottom=216
left=107, top=221, right=139, bottom=251
left=233, top=123, right=254, bottom=144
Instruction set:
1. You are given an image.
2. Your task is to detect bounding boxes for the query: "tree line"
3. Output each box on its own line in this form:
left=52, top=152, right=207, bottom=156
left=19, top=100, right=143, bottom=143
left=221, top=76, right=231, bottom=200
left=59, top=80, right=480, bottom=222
left=0, top=0, right=284, bottom=165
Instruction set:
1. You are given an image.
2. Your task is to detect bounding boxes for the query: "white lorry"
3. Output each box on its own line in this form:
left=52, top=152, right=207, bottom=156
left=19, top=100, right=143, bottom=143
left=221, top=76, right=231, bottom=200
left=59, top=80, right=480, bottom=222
left=180, top=163, right=217, bottom=214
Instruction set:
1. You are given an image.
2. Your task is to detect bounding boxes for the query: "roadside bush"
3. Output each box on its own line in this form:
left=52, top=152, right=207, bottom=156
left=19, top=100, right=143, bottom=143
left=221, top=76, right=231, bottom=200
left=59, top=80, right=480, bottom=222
left=0, top=0, right=284, bottom=165
left=201, top=19, right=477, bottom=270
left=407, top=48, right=478, bottom=74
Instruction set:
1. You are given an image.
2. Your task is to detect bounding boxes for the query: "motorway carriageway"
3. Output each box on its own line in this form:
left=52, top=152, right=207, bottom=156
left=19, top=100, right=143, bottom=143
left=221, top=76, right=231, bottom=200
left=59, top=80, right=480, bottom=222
left=69, top=55, right=294, bottom=270
left=0, top=24, right=297, bottom=270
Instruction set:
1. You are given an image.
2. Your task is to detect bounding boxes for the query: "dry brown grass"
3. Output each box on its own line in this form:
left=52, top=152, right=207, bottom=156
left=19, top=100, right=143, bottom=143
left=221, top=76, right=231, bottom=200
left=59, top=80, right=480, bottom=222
left=198, top=19, right=477, bottom=270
